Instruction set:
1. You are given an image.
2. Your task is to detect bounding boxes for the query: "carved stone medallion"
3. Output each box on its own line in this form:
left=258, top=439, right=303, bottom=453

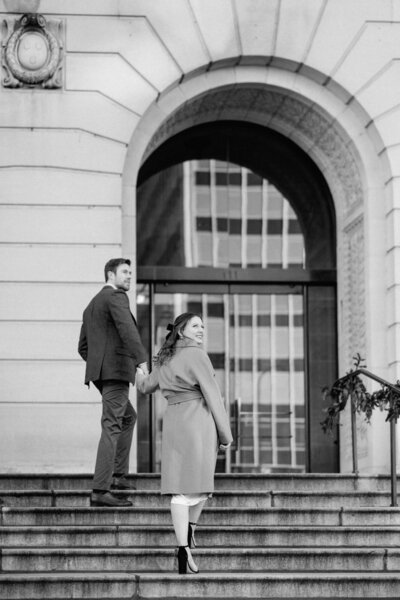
left=2, top=13, right=63, bottom=88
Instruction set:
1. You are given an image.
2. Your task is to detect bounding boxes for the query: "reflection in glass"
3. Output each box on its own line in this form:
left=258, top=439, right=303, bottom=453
left=136, top=286, right=306, bottom=474
left=137, top=160, right=305, bottom=269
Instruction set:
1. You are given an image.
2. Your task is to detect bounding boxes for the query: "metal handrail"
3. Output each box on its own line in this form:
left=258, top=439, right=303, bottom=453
left=333, top=368, right=399, bottom=507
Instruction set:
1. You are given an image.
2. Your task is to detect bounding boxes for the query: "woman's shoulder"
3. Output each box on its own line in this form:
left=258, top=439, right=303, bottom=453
left=178, top=344, right=213, bottom=371
left=177, top=343, right=207, bottom=356
left=174, top=343, right=209, bottom=364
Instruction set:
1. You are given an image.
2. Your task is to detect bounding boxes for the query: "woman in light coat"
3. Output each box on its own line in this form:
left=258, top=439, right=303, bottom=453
left=136, top=312, right=233, bottom=575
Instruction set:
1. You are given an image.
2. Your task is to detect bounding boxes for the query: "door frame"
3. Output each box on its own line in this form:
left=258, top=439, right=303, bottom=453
left=137, top=266, right=338, bottom=473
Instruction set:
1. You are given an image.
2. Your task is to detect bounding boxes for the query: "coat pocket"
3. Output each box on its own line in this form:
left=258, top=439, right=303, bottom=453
left=115, top=347, right=134, bottom=358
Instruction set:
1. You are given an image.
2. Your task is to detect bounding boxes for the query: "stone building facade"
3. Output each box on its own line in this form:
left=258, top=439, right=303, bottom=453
left=0, top=0, right=399, bottom=475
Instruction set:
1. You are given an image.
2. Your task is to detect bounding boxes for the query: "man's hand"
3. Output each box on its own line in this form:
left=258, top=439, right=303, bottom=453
left=138, top=362, right=149, bottom=375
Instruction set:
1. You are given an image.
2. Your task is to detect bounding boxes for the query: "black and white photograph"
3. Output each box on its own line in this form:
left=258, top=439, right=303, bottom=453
left=0, top=1, right=399, bottom=598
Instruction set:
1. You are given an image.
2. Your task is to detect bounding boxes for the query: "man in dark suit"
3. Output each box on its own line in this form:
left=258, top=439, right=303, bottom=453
left=78, top=258, right=148, bottom=507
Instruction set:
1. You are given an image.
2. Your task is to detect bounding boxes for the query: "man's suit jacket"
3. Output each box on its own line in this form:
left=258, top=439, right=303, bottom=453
left=78, top=285, right=147, bottom=386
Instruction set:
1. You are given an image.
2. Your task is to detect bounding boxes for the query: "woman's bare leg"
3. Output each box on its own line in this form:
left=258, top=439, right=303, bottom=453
left=171, top=502, right=189, bottom=545
left=188, top=498, right=207, bottom=546
left=189, top=498, right=206, bottom=525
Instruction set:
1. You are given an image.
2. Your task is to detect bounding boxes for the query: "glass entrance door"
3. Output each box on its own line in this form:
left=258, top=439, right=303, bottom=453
left=136, top=283, right=306, bottom=474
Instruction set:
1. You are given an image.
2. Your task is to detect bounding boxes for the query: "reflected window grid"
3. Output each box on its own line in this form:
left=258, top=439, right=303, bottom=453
left=139, top=288, right=306, bottom=474
left=190, top=160, right=305, bottom=269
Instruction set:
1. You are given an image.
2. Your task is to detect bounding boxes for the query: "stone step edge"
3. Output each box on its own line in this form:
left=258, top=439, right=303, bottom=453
left=2, top=524, right=400, bottom=531
left=9, top=597, right=396, bottom=600
left=2, top=571, right=400, bottom=580
left=3, top=571, right=400, bottom=600
left=2, top=597, right=394, bottom=600
left=0, top=489, right=394, bottom=496
left=0, top=545, right=400, bottom=560
left=1, top=546, right=397, bottom=555
left=2, top=506, right=399, bottom=515
left=1, top=473, right=399, bottom=479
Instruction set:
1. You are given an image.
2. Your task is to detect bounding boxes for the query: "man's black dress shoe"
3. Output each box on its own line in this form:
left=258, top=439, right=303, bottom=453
left=90, top=491, right=132, bottom=507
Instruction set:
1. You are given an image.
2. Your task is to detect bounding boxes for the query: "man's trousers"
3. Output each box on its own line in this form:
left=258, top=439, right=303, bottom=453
left=92, top=380, right=137, bottom=491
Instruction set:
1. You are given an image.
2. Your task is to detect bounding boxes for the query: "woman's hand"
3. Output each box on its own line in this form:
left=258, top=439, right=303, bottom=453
left=219, top=442, right=231, bottom=451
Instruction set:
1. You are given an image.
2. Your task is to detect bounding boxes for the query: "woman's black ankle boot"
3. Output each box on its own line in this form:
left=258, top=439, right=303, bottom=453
left=177, top=545, right=199, bottom=574
left=177, top=545, right=188, bottom=574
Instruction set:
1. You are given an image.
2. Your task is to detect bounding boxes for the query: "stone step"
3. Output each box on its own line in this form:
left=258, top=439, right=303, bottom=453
left=0, top=490, right=271, bottom=509
left=1, top=473, right=399, bottom=492
left=2, top=546, right=400, bottom=572
left=2, top=473, right=398, bottom=600
left=0, top=573, right=136, bottom=599
left=113, top=572, right=400, bottom=598
left=2, top=524, right=400, bottom=548
left=270, top=491, right=394, bottom=508
left=0, top=489, right=394, bottom=508
left=0, top=506, right=341, bottom=526
left=1, top=571, right=400, bottom=598
left=2, top=505, right=400, bottom=527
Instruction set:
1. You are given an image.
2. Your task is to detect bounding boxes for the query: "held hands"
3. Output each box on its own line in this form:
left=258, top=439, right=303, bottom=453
left=136, top=364, right=148, bottom=386
left=137, top=362, right=149, bottom=375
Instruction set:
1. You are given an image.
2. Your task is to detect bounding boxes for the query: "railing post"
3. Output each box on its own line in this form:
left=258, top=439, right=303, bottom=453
left=390, top=419, right=398, bottom=507
left=351, top=404, right=358, bottom=475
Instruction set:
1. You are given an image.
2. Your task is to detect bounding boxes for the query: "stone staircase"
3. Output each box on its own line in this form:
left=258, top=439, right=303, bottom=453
left=1, top=473, right=400, bottom=598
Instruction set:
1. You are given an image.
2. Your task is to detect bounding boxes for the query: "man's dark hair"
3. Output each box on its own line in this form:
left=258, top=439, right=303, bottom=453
left=104, top=258, right=131, bottom=282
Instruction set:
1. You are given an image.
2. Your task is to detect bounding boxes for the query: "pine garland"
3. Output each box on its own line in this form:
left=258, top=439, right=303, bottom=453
left=321, top=354, right=400, bottom=434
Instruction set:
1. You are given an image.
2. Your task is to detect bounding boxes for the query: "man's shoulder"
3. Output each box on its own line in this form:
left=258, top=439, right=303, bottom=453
left=108, top=287, right=129, bottom=302
left=99, top=286, right=127, bottom=299
left=84, top=286, right=113, bottom=309
left=91, top=286, right=113, bottom=301
left=83, top=287, right=129, bottom=315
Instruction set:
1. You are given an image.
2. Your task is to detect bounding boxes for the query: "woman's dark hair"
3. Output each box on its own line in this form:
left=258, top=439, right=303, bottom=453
left=154, top=312, right=202, bottom=365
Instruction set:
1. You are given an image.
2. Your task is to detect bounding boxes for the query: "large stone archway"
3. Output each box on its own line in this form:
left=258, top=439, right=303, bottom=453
left=142, top=85, right=364, bottom=216
left=123, top=65, right=389, bottom=473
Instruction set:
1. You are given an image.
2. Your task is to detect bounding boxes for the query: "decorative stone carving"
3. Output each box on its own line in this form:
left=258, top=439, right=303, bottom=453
left=144, top=84, right=364, bottom=216
left=342, top=217, right=366, bottom=366
left=278, top=96, right=309, bottom=130
left=340, top=216, right=369, bottom=463
left=2, top=13, right=63, bottom=88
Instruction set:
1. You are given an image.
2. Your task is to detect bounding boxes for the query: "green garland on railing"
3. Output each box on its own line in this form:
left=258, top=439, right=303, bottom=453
left=321, top=354, right=400, bottom=434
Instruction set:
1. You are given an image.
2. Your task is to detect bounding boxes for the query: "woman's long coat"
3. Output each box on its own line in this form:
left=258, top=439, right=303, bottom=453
left=136, top=340, right=233, bottom=494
